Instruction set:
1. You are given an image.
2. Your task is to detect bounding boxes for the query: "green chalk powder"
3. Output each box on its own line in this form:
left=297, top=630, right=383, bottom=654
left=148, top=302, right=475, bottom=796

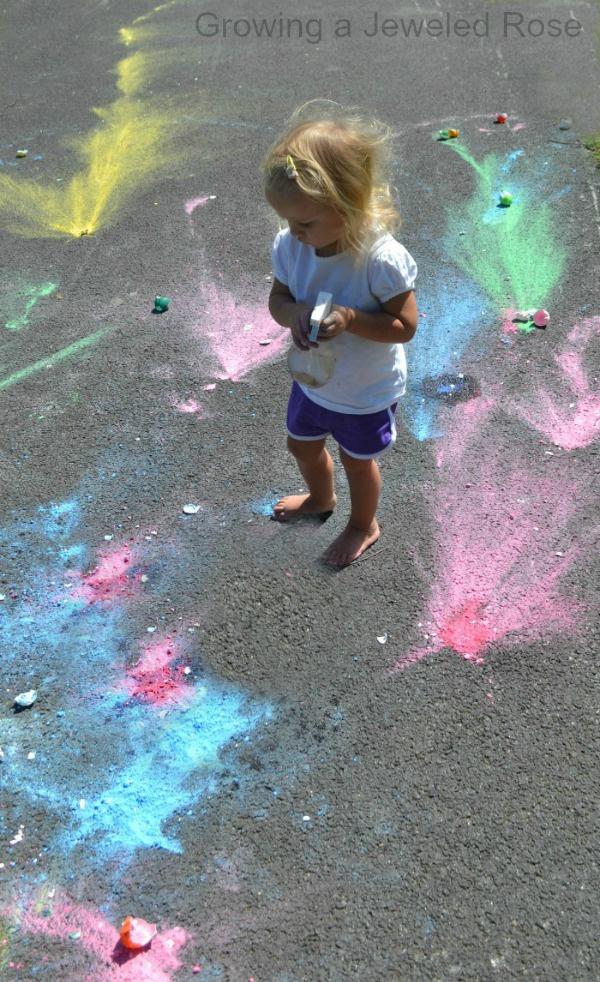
left=442, top=142, right=565, bottom=311
left=0, top=328, right=110, bottom=391
left=3, top=281, right=58, bottom=331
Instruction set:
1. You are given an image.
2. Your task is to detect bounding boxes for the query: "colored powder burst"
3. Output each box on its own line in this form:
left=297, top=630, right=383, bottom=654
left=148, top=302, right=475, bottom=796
left=250, top=496, right=280, bottom=517
left=499, top=309, right=537, bottom=336
left=2, top=280, right=58, bottom=331
left=511, top=317, right=600, bottom=450
left=0, top=16, right=189, bottom=240
left=11, top=889, right=189, bottom=982
left=0, top=328, right=110, bottom=391
left=0, top=89, right=178, bottom=237
left=393, top=407, right=582, bottom=670
left=172, top=397, right=206, bottom=417
left=0, top=496, right=274, bottom=857
left=67, top=681, right=271, bottom=854
left=401, top=274, right=489, bottom=440
left=66, top=541, right=143, bottom=605
left=113, top=638, right=193, bottom=706
left=442, top=143, right=565, bottom=311
left=192, top=280, right=289, bottom=381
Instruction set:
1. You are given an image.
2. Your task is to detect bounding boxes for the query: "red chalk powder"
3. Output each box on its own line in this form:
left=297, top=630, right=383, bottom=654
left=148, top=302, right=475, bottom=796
left=394, top=403, right=582, bottom=671
left=120, top=640, right=192, bottom=706
left=66, top=544, right=142, bottom=605
left=438, top=599, right=496, bottom=663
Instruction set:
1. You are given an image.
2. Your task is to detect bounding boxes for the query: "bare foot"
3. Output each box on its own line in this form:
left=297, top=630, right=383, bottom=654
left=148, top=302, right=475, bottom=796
left=321, top=521, right=380, bottom=566
left=271, top=493, right=336, bottom=523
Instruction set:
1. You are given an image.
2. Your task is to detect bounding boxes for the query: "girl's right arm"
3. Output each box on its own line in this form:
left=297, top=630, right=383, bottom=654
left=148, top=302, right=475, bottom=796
left=268, top=278, right=314, bottom=350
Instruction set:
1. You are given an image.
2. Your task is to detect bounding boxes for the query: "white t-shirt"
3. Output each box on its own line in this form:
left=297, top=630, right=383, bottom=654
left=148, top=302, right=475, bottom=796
left=271, top=228, right=417, bottom=414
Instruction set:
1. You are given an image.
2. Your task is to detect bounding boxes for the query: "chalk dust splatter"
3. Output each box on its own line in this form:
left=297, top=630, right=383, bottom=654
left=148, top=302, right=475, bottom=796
left=512, top=317, right=600, bottom=450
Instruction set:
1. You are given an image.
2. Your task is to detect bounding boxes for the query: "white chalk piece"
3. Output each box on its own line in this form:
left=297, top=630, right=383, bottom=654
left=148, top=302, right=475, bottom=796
left=182, top=504, right=200, bottom=514
left=309, top=291, right=333, bottom=342
left=14, top=690, right=37, bottom=709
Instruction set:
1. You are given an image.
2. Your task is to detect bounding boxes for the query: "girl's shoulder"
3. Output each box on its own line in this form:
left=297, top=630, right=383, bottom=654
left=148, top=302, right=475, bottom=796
left=368, top=230, right=412, bottom=261
left=366, top=231, right=418, bottom=296
left=273, top=227, right=291, bottom=249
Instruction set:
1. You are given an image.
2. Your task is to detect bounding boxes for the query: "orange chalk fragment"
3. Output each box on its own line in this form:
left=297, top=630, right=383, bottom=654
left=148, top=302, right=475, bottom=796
left=119, top=916, right=157, bottom=950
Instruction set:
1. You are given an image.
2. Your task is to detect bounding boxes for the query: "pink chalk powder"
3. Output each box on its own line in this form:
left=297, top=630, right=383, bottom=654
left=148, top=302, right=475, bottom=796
left=18, top=891, right=190, bottom=982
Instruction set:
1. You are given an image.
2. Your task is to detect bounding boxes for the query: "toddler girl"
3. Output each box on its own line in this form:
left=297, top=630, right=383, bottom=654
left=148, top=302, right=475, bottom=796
left=262, top=101, right=418, bottom=566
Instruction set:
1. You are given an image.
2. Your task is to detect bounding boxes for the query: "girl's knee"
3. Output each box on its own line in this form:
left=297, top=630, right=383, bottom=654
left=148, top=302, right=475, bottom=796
left=339, top=448, right=375, bottom=472
left=287, top=435, right=326, bottom=460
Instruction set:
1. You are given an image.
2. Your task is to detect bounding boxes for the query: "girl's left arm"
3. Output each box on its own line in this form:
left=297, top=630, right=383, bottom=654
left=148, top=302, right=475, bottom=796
left=320, top=290, right=418, bottom=344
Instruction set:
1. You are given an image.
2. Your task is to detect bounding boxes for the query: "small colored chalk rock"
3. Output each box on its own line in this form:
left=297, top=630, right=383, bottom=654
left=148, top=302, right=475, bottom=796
left=119, top=916, right=157, bottom=950
left=496, top=113, right=508, bottom=124
left=533, top=309, right=550, bottom=328
left=154, top=296, right=170, bottom=312
left=499, top=190, right=512, bottom=207
left=558, top=119, right=571, bottom=130
left=514, top=310, right=535, bottom=322
left=16, top=149, right=28, bottom=157
left=14, top=689, right=37, bottom=709
left=182, top=504, right=200, bottom=514
left=438, top=129, right=450, bottom=140
left=447, top=128, right=460, bottom=138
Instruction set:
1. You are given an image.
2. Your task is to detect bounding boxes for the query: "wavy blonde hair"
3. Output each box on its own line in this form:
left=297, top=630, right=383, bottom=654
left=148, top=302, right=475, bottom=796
left=262, top=100, right=401, bottom=261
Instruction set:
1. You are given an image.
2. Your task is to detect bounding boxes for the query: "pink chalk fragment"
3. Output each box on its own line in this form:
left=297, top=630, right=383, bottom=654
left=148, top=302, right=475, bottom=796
left=533, top=309, right=550, bottom=328
left=185, top=196, right=210, bottom=215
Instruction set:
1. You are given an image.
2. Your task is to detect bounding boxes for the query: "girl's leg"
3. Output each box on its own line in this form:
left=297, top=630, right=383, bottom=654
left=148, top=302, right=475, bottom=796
left=321, top=449, right=381, bottom=565
left=272, top=436, right=337, bottom=521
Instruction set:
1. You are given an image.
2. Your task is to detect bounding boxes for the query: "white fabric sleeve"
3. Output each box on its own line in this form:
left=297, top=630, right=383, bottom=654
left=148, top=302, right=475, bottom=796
left=369, top=241, right=418, bottom=302
left=271, top=228, right=290, bottom=286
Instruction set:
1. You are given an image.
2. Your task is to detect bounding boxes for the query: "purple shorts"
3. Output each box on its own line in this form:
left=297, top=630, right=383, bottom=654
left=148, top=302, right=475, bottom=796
left=286, top=382, right=398, bottom=459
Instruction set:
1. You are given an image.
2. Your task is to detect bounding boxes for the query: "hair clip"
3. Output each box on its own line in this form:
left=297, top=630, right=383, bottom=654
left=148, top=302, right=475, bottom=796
left=285, top=154, right=298, bottom=179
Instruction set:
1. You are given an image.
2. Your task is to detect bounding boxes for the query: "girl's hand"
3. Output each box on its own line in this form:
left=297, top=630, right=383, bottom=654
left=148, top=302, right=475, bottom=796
left=290, top=303, right=316, bottom=350
left=317, top=304, right=353, bottom=341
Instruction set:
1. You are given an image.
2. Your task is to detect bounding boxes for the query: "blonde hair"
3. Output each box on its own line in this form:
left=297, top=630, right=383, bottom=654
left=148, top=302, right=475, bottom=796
left=262, top=100, right=401, bottom=261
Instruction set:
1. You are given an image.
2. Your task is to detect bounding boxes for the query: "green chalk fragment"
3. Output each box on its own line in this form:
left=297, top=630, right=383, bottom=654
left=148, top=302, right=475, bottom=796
left=69, top=931, right=81, bottom=941
left=438, top=130, right=450, bottom=140
left=154, top=296, right=170, bottom=312
left=499, top=190, right=512, bottom=207
left=16, top=149, right=28, bottom=157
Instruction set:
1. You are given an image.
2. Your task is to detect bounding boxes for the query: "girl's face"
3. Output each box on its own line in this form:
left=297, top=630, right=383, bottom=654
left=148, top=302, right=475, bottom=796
left=266, top=188, right=346, bottom=257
